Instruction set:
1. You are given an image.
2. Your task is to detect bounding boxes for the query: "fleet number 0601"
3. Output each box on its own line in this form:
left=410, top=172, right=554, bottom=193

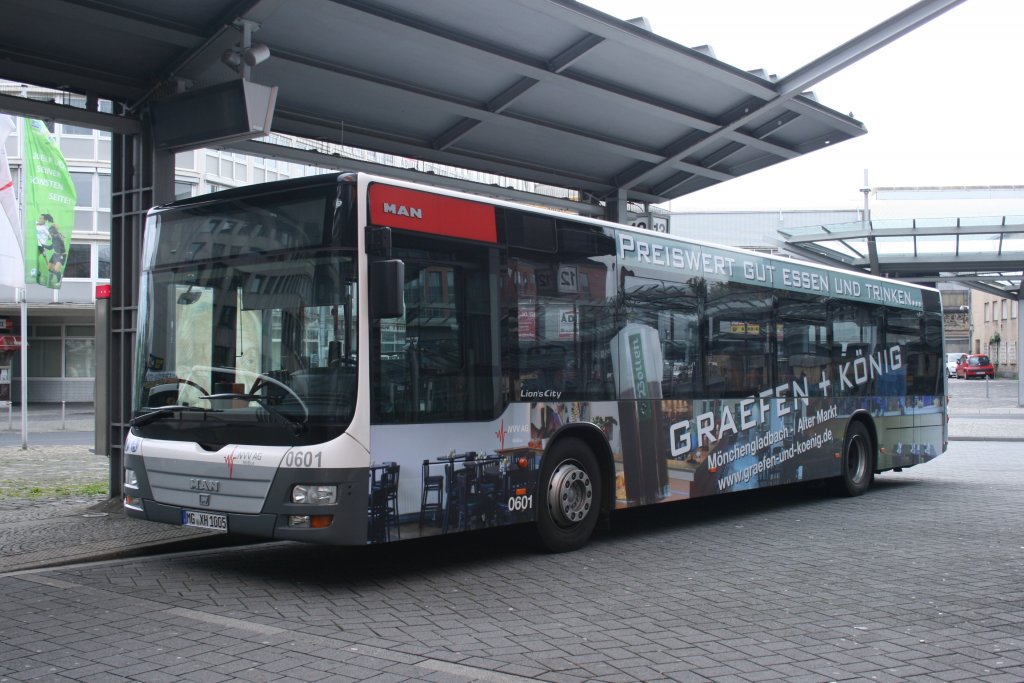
left=283, top=450, right=322, bottom=467
left=508, top=495, right=533, bottom=512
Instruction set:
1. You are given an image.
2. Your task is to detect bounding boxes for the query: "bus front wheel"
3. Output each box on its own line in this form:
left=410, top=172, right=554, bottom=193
left=536, top=437, right=601, bottom=553
left=836, top=421, right=874, bottom=496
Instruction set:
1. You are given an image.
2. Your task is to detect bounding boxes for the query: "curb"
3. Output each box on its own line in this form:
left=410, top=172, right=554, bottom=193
left=948, top=436, right=1024, bottom=442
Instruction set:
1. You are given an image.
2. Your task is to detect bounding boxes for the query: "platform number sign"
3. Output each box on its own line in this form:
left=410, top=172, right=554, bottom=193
left=632, top=214, right=668, bottom=233
left=557, top=265, right=578, bottom=293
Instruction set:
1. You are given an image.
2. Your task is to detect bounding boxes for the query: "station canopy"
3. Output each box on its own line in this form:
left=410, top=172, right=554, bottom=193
left=780, top=215, right=1024, bottom=298
left=0, top=0, right=890, bottom=207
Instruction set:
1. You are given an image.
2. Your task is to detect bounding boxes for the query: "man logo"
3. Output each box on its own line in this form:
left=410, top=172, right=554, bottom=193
left=383, top=202, right=422, bottom=219
left=199, top=493, right=211, bottom=506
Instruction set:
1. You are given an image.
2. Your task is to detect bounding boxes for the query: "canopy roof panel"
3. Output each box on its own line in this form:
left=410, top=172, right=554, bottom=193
left=780, top=217, right=1024, bottom=297
left=0, top=0, right=876, bottom=204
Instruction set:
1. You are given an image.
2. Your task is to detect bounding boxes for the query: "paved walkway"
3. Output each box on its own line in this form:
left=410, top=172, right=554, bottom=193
left=1, top=404, right=217, bottom=573
left=2, top=440, right=1022, bottom=682
left=946, top=377, right=1024, bottom=441
left=0, top=379, right=1022, bottom=573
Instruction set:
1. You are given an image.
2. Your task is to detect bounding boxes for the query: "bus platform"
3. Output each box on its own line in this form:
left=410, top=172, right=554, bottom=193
left=1, top=379, right=1023, bottom=573
left=1, top=404, right=227, bottom=574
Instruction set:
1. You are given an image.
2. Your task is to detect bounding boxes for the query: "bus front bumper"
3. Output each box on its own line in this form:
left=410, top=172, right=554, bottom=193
left=123, top=454, right=370, bottom=545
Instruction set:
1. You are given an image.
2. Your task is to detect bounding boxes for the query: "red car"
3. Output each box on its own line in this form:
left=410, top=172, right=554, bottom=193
left=956, top=354, right=995, bottom=379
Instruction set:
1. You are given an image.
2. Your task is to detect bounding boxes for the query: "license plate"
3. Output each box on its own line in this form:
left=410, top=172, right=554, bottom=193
left=181, top=509, right=228, bottom=532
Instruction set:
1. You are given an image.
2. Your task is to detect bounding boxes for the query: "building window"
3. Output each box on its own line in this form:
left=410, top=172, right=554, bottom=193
left=98, top=173, right=111, bottom=209
left=1002, top=300, right=1008, bottom=320
left=27, top=339, right=62, bottom=377
left=98, top=244, right=111, bottom=279
left=1014, top=301, right=1018, bottom=319
left=984, top=302, right=989, bottom=322
left=174, top=181, right=195, bottom=200
left=60, top=122, right=93, bottom=136
left=12, top=325, right=96, bottom=380
left=64, top=244, right=91, bottom=279
left=68, top=170, right=110, bottom=232
left=65, top=339, right=95, bottom=378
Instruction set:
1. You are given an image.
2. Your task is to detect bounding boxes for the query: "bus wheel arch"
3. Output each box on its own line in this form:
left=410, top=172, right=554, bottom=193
left=534, top=427, right=610, bottom=552
left=835, top=416, right=876, bottom=496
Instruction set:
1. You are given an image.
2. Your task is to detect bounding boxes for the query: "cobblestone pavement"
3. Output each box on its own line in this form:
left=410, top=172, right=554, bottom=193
left=0, top=444, right=106, bottom=505
left=0, top=391, right=1022, bottom=681
left=0, top=380, right=1023, bottom=572
left=0, top=405, right=215, bottom=572
left=1, top=442, right=1022, bottom=682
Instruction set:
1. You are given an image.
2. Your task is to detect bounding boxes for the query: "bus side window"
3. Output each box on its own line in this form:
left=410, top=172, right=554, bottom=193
left=704, top=279, right=771, bottom=398
left=830, top=302, right=882, bottom=396
left=776, top=293, right=829, bottom=397
left=372, top=235, right=500, bottom=423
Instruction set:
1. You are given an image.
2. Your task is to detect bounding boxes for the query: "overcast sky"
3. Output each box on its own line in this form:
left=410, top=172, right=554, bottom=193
left=579, top=0, right=1024, bottom=214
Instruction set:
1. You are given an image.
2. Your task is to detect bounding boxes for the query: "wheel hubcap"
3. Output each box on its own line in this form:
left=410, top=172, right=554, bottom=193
left=847, top=435, right=867, bottom=483
left=547, top=461, right=593, bottom=528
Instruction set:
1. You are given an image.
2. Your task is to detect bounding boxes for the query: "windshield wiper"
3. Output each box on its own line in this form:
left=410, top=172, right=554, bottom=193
left=204, top=393, right=308, bottom=434
left=130, top=405, right=222, bottom=427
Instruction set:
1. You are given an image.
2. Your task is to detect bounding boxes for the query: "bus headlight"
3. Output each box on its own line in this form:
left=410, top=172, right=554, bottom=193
left=124, top=468, right=139, bottom=489
left=291, top=484, right=337, bottom=505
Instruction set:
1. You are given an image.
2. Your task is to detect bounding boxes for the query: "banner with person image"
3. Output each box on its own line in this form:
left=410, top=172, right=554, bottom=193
left=22, top=119, right=76, bottom=289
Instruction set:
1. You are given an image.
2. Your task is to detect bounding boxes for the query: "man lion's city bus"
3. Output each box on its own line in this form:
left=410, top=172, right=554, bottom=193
left=123, top=172, right=946, bottom=552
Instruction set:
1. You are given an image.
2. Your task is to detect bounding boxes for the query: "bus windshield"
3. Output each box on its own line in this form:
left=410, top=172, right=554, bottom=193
left=131, top=183, right=359, bottom=447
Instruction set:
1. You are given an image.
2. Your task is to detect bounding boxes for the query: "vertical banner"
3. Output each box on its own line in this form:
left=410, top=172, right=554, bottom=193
left=0, top=115, right=23, bottom=288
left=22, top=119, right=76, bottom=289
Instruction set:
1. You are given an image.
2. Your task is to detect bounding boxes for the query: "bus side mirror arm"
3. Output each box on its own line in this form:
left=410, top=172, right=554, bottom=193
left=370, top=259, right=405, bottom=319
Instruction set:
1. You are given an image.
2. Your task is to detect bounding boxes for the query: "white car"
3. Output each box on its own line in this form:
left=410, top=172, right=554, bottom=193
left=946, top=352, right=963, bottom=378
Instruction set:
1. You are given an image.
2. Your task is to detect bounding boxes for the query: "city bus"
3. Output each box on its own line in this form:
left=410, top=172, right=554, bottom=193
left=123, top=171, right=946, bottom=552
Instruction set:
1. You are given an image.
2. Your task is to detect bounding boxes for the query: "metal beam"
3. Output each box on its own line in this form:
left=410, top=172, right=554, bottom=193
left=783, top=222, right=1024, bottom=243
left=5, top=0, right=204, bottom=48
left=0, top=48, right=147, bottom=100
left=126, top=0, right=277, bottom=112
left=535, top=0, right=866, bottom=138
left=226, top=139, right=609, bottom=217
left=953, top=280, right=1017, bottom=299
left=326, top=0, right=854, bottom=191
left=775, top=0, right=967, bottom=96
left=0, top=93, right=140, bottom=134
left=269, top=49, right=667, bottom=165
left=617, top=0, right=964, bottom=192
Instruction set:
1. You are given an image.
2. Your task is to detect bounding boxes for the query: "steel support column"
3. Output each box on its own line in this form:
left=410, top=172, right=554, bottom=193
left=1018, top=289, right=1024, bottom=406
left=605, top=188, right=629, bottom=224
left=106, top=123, right=174, bottom=498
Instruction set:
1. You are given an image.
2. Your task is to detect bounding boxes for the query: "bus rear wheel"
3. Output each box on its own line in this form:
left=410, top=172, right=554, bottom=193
left=536, top=437, right=601, bottom=553
left=836, top=420, right=874, bottom=496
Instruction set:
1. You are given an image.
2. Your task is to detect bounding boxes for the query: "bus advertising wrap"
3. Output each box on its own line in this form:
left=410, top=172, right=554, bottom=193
left=126, top=172, right=945, bottom=551
left=365, top=336, right=941, bottom=540
left=617, top=232, right=924, bottom=311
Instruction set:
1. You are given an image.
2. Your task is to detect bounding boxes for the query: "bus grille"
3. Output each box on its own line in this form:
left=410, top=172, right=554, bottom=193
left=144, top=455, right=274, bottom=514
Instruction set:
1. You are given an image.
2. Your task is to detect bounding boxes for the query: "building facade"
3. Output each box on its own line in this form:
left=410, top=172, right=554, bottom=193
left=970, top=292, right=1019, bottom=377
left=0, top=86, right=339, bottom=404
left=669, top=209, right=861, bottom=252
left=0, top=84, right=577, bottom=404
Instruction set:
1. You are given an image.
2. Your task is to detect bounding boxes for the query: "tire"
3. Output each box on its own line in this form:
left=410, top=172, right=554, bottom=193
left=835, top=421, right=874, bottom=496
left=535, top=437, right=601, bottom=553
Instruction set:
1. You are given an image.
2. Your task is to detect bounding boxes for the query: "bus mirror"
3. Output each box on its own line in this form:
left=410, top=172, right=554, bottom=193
left=370, top=259, right=405, bottom=319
